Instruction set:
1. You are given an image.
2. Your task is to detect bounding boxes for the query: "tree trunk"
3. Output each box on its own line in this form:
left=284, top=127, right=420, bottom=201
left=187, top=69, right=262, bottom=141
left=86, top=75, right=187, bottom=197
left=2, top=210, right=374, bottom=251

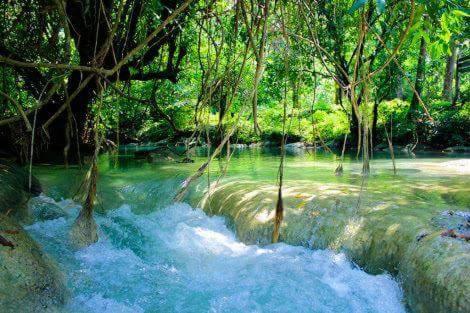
left=1, top=0, right=189, bottom=162
left=409, top=37, right=427, bottom=121
left=372, top=99, right=379, bottom=146
left=442, top=41, right=458, bottom=101
left=349, top=92, right=362, bottom=150
left=34, top=72, right=96, bottom=162
left=395, top=72, right=404, bottom=99
left=452, top=50, right=462, bottom=106
left=250, top=0, right=270, bottom=136
left=334, top=82, right=342, bottom=105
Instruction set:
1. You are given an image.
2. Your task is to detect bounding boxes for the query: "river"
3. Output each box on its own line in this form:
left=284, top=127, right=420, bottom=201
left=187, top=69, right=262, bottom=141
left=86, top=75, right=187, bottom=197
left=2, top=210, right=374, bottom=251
left=26, top=147, right=469, bottom=312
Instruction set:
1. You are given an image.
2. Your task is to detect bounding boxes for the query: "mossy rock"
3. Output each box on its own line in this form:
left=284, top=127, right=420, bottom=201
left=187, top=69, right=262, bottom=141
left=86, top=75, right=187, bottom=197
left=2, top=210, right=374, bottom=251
left=0, top=161, right=42, bottom=224
left=400, top=233, right=470, bottom=313
left=199, top=180, right=470, bottom=313
left=0, top=214, right=68, bottom=312
left=441, top=191, right=470, bottom=207
left=28, top=197, right=68, bottom=221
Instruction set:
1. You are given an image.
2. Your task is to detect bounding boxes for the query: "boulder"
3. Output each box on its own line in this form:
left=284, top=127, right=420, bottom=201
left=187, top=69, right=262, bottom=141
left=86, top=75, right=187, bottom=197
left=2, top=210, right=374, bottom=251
left=28, top=196, right=68, bottom=221
left=285, top=142, right=307, bottom=155
left=0, top=214, right=67, bottom=312
left=285, top=142, right=306, bottom=150
left=198, top=181, right=470, bottom=313
left=249, top=142, right=263, bottom=148
left=0, top=161, right=42, bottom=224
left=262, top=141, right=276, bottom=147
left=374, top=143, right=388, bottom=151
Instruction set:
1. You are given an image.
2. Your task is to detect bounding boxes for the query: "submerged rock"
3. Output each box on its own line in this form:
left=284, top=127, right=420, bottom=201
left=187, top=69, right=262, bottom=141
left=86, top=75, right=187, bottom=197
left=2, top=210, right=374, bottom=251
left=0, top=214, right=67, bottom=312
left=28, top=196, right=68, bottom=221
left=432, top=210, right=470, bottom=241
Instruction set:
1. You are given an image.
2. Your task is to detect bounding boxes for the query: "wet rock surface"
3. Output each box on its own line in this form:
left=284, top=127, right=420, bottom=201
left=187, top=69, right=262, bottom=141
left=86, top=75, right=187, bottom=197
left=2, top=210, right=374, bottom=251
left=443, top=146, right=470, bottom=153
left=0, top=161, right=42, bottom=223
left=0, top=162, right=68, bottom=312
left=432, top=210, right=470, bottom=241
left=0, top=214, right=67, bottom=312
left=199, top=180, right=470, bottom=313
left=28, top=196, right=69, bottom=221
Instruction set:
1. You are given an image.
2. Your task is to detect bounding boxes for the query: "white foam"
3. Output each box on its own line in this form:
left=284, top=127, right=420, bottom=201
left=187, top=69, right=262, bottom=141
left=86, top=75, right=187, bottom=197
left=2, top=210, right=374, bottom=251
left=27, top=198, right=406, bottom=313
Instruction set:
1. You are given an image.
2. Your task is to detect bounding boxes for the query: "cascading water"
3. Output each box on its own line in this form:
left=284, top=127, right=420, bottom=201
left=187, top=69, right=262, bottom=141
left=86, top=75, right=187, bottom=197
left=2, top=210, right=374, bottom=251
left=26, top=196, right=405, bottom=313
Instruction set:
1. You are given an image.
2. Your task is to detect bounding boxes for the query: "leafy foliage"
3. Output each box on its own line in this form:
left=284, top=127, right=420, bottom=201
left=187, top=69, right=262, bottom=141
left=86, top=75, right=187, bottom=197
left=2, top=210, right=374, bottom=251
left=0, top=0, right=468, bottom=158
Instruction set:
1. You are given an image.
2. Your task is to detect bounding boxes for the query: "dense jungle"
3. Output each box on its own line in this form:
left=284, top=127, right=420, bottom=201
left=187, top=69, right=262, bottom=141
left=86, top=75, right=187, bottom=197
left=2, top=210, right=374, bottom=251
left=0, top=0, right=469, bottom=312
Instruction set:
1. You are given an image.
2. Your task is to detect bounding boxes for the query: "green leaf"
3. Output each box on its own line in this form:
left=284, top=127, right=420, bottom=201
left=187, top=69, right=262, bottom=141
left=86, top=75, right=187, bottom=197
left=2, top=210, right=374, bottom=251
left=408, top=20, right=423, bottom=37
left=376, top=0, right=386, bottom=13
left=349, top=0, right=367, bottom=13
left=453, top=9, right=470, bottom=18
left=422, top=32, right=430, bottom=44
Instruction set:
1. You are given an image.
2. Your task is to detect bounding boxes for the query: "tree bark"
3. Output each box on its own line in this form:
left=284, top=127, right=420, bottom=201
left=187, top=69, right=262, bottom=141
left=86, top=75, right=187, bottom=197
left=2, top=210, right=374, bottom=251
left=452, top=50, right=462, bottom=106
left=0, top=0, right=190, bottom=162
left=372, top=99, right=379, bottom=146
left=442, top=41, right=458, bottom=101
left=349, top=92, right=362, bottom=150
left=395, top=72, right=404, bottom=99
left=250, top=0, right=270, bottom=135
left=409, top=36, right=426, bottom=121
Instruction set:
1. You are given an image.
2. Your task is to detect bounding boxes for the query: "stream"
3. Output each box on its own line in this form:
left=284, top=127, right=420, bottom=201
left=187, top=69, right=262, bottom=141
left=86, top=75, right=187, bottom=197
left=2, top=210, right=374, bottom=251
left=27, top=147, right=469, bottom=312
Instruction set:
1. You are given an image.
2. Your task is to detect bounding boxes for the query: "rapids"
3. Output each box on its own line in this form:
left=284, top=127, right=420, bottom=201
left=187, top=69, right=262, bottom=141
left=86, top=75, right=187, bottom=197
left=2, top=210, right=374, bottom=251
left=26, top=197, right=405, bottom=313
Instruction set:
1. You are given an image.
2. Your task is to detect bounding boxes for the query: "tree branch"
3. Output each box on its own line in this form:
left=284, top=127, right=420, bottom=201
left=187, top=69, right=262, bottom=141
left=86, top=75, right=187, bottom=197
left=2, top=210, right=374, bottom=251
left=0, top=91, right=32, bottom=131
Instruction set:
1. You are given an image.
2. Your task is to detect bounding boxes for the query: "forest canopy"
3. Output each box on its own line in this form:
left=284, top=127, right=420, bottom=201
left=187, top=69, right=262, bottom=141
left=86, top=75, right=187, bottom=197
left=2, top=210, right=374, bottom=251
left=0, top=0, right=468, bottom=163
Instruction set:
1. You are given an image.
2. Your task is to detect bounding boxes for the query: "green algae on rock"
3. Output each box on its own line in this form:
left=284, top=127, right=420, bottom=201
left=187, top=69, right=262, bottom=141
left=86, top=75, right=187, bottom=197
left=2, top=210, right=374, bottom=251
left=199, top=180, right=470, bottom=313
left=0, top=214, right=68, bottom=312
left=0, top=161, right=68, bottom=311
left=0, top=161, right=42, bottom=224
left=401, top=233, right=469, bottom=313
left=28, top=196, right=68, bottom=221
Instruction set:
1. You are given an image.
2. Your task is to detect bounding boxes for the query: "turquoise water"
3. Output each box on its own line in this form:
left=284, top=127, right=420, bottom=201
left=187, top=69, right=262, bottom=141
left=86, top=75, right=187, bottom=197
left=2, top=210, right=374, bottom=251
left=27, top=147, right=469, bottom=312
left=35, top=147, right=469, bottom=214
left=27, top=197, right=404, bottom=313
